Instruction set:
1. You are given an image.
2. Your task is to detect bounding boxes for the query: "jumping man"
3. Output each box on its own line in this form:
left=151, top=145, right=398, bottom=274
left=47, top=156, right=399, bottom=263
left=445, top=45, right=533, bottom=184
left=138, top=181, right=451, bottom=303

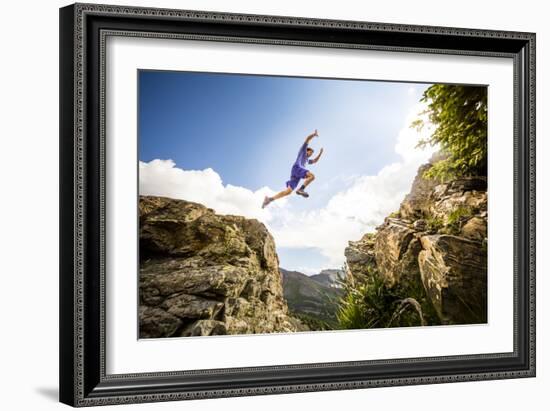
left=262, top=129, right=324, bottom=208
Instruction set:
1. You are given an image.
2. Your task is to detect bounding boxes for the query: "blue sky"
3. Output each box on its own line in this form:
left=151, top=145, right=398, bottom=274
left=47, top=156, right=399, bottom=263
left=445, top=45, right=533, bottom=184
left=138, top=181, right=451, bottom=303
left=139, top=70, right=433, bottom=274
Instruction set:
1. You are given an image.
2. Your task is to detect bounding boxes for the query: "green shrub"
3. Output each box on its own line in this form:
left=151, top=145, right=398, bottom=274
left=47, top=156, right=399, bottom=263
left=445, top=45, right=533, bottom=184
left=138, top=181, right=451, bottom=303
left=412, top=84, right=487, bottom=181
left=337, top=274, right=400, bottom=329
left=426, top=216, right=444, bottom=233
left=393, top=277, right=441, bottom=326
left=337, top=267, right=442, bottom=329
left=291, top=312, right=333, bottom=331
left=441, top=206, right=473, bottom=235
left=336, top=286, right=372, bottom=329
left=388, top=210, right=401, bottom=218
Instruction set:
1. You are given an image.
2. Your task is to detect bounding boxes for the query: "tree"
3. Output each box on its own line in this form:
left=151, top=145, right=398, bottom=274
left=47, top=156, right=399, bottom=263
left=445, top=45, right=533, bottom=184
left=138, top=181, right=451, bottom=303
left=412, top=84, right=488, bottom=181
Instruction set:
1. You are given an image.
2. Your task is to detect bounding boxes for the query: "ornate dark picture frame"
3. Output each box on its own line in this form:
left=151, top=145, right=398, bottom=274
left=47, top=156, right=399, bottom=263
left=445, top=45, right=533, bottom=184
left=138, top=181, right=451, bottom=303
left=59, top=3, right=535, bottom=407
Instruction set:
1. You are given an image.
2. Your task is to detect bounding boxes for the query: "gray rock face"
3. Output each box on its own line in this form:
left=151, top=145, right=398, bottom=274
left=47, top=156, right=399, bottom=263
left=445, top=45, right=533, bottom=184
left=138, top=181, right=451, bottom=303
left=373, top=218, right=419, bottom=288
left=461, top=216, right=487, bottom=241
left=344, top=232, right=376, bottom=283
left=180, top=320, right=227, bottom=337
left=413, top=219, right=428, bottom=231
left=139, top=306, right=182, bottom=338
left=161, top=293, right=223, bottom=320
left=418, top=235, right=487, bottom=324
left=139, top=196, right=306, bottom=338
left=429, top=189, right=487, bottom=222
left=400, top=163, right=441, bottom=220
left=344, top=156, right=488, bottom=326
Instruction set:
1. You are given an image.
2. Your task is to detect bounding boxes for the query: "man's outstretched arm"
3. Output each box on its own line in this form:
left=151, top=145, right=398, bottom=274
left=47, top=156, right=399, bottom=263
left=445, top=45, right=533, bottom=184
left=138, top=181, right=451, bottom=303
left=304, top=129, right=318, bottom=144
left=309, top=147, right=324, bottom=164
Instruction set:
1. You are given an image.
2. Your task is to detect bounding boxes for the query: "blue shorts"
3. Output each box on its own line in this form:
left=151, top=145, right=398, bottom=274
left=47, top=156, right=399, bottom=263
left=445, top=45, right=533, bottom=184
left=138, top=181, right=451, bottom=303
left=286, top=164, right=309, bottom=190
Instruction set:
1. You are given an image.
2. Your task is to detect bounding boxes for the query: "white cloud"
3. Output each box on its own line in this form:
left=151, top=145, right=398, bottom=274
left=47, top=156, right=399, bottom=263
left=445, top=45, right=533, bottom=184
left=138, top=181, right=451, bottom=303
left=139, top=103, right=436, bottom=269
left=139, top=159, right=287, bottom=222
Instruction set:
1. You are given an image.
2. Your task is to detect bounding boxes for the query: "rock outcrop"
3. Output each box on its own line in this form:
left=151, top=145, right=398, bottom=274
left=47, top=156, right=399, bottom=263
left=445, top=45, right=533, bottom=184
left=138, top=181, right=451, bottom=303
left=345, top=156, right=488, bottom=325
left=346, top=232, right=376, bottom=282
left=418, top=235, right=487, bottom=324
left=139, top=196, right=307, bottom=338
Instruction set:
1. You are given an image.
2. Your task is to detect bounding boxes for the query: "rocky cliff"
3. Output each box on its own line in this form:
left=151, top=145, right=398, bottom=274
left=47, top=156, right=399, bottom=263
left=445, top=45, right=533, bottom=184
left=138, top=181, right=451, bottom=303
left=345, top=157, right=488, bottom=325
left=139, top=196, right=307, bottom=338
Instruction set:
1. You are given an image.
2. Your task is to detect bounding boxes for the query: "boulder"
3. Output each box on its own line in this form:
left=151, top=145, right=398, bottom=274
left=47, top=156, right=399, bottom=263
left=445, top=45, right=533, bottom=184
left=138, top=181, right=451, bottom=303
left=399, top=163, right=440, bottom=220
left=180, top=320, right=227, bottom=337
left=138, top=196, right=305, bottom=337
left=398, top=159, right=487, bottom=224
left=344, top=232, right=376, bottom=282
left=139, top=306, right=182, bottom=338
left=161, top=293, right=223, bottom=320
left=418, top=235, right=487, bottom=324
left=461, top=216, right=487, bottom=241
left=446, top=177, right=487, bottom=193
left=413, top=219, right=428, bottom=231
left=429, top=190, right=487, bottom=222
left=374, top=218, right=419, bottom=288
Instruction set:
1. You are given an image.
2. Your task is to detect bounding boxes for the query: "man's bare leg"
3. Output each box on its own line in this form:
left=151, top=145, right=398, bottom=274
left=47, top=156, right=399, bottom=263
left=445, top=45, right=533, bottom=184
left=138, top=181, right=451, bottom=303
left=262, top=187, right=292, bottom=208
left=296, top=172, right=315, bottom=198
left=303, top=172, right=315, bottom=188
left=272, top=187, right=293, bottom=200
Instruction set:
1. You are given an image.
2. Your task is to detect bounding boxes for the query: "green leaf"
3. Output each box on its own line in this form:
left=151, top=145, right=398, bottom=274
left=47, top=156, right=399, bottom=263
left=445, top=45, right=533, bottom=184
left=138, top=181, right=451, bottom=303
left=410, top=84, right=487, bottom=180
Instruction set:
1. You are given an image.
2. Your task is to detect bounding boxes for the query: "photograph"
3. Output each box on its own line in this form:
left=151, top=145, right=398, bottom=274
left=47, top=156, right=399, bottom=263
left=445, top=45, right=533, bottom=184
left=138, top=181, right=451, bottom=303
left=56, top=2, right=536, bottom=406
left=137, top=71, right=488, bottom=338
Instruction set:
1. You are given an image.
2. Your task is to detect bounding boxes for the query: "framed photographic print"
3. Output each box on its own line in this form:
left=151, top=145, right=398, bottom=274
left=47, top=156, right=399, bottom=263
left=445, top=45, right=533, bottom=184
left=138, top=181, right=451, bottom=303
left=59, top=3, right=536, bottom=407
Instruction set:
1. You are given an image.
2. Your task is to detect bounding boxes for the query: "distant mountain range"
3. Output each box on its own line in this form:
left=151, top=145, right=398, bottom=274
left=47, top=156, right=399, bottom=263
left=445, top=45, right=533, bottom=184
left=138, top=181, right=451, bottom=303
left=280, top=268, right=345, bottom=330
left=310, top=269, right=345, bottom=289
